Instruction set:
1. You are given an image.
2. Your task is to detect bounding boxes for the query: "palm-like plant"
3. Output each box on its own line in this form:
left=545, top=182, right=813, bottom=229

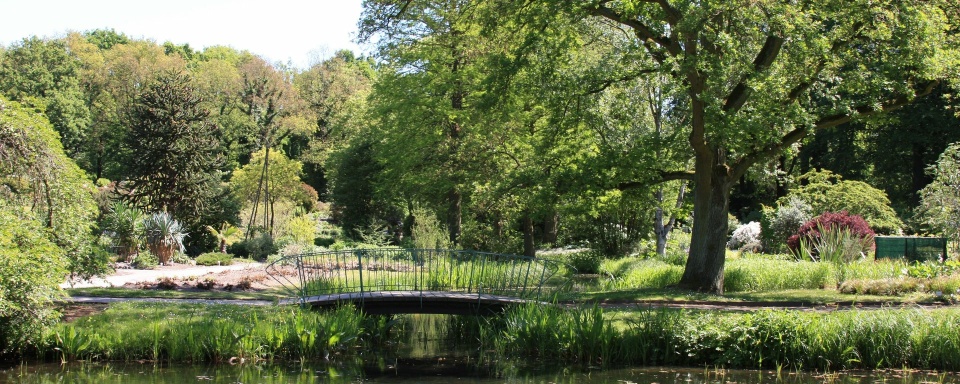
left=104, top=202, right=144, bottom=261
left=205, top=223, right=242, bottom=253
left=142, top=212, right=187, bottom=265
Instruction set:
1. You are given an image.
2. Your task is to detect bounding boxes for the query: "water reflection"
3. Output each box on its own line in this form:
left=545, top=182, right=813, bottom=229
left=5, top=314, right=960, bottom=383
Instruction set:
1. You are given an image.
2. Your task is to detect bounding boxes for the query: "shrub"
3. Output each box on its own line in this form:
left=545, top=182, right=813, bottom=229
left=760, top=196, right=813, bottom=253
left=410, top=205, right=452, bottom=250
left=195, top=252, right=233, bottom=266
left=170, top=252, right=190, bottom=264
left=283, top=214, right=317, bottom=245
left=781, top=170, right=902, bottom=234
left=727, top=221, right=761, bottom=251
left=0, top=203, right=67, bottom=355
left=238, top=233, right=277, bottom=261
left=727, top=214, right=740, bottom=236
left=130, top=251, right=159, bottom=269
left=103, top=202, right=144, bottom=261
left=155, top=277, right=178, bottom=290
left=918, top=142, right=960, bottom=249
left=787, top=211, right=875, bottom=257
left=195, top=277, right=217, bottom=290
left=567, top=250, right=603, bottom=274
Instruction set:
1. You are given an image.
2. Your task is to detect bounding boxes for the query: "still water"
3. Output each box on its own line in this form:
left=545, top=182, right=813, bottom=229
left=5, top=362, right=960, bottom=383
left=4, top=314, right=960, bottom=383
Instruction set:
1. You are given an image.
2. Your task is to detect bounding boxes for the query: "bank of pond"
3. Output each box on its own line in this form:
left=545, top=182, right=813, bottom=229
left=17, top=302, right=960, bottom=372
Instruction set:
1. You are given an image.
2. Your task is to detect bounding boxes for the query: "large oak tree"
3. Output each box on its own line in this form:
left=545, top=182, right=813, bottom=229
left=577, top=0, right=960, bottom=292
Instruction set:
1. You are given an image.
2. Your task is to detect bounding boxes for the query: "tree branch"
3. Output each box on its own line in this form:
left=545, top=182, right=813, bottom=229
left=586, top=2, right=680, bottom=60
left=723, top=35, right=784, bottom=112
left=730, top=80, right=941, bottom=179
left=618, top=170, right=695, bottom=190
left=583, top=69, right=659, bottom=95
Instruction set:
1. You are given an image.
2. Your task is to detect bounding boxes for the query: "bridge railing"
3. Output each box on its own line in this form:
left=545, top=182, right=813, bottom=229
left=266, top=248, right=566, bottom=302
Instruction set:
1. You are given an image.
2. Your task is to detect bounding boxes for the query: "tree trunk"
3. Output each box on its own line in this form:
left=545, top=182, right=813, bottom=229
left=522, top=215, right=536, bottom=257
left=542, top=211, right=559, bottom=245
left=447, top=188, right=461, bottom=245
left=678, top=154, right=733, bottom=294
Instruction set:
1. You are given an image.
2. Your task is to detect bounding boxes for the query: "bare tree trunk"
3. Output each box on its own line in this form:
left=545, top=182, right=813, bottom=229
left=542, top=211, right=559, bottom=245
left=448, top=188, right=461, bottom=245
left=522, top=215, right=536, bottom=257
left=678, top=153, right=732, bottom=293
left=653, top=182, right=686, bottom=257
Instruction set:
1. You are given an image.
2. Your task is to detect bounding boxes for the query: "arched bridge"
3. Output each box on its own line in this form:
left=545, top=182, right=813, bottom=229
left=266, top=248, right=568, bottom=315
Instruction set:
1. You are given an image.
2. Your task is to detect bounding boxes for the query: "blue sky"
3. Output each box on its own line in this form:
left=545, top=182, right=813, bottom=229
left=0, top=0, right=364, bottom=69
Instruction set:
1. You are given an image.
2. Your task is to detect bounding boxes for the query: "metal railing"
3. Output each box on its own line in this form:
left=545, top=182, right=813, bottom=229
left=266, top=248, right=566, bottom=304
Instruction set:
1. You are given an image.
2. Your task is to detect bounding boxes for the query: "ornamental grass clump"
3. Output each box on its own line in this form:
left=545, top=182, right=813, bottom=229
left=788, top=211, right=875, bottom=262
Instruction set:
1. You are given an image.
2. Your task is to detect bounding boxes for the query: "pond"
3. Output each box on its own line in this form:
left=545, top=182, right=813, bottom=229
left=4, top=314, right=960, bottom=383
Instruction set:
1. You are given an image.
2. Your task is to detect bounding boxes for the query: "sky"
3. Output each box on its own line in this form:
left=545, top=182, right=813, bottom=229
left=0, top=0, right=365, bottom=69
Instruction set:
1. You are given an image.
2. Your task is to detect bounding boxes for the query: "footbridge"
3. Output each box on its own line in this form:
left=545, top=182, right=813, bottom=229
left=266, top=248, right=568, bottom=315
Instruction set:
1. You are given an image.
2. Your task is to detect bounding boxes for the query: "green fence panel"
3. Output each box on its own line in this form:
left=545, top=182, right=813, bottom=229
left=875, top=236, right=948, bottom=263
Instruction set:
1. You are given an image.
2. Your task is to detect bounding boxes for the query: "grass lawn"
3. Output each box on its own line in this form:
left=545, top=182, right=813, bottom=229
left=565, top=287, right=935, bottom=305
left=66, top=287, right=287, bottom=301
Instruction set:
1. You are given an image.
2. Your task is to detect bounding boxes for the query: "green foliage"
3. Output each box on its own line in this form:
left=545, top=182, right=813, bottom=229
left=230, top=148, right=306, bottom=235
left=195, top=252, right=233, bottom=266
left=42, top=302, right=366, bottom=362
left=283, top=214, right=317, bottom=245
left=204, top=222, right=242, bottom=253
left=409, top=205, right=452, bottom=250
left=0, top=96, right=103, bottom=280
left=103, top=201, right=144, bottom=260
left=0, top=202, right=67, bottom=355
left=783, top=170, right=903, bottom=234
left=760, top=196, right=813, bottom=253
left=724, top=257, right=835, bottom=292
left=566, top=250, right=603, bottom=274
left=918, top=142, right=960, bottom=249
left=124, top=70, right=222, bottom=231
left=905, top=260, right=960, bottom=279
left=130, top=250, right=159, bottom=270
left=230, top=233, right=278, bottom=261
left=327, top=140, right=400, bottom=239
left=839, top=278, right=922, bottom=296
left=798, top=224, right=873, bottom=264
left=486, top=305, right=960, bottom=370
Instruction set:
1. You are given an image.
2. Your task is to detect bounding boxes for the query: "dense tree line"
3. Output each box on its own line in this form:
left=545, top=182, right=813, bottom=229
left=0, top=1, right=959, bottom=341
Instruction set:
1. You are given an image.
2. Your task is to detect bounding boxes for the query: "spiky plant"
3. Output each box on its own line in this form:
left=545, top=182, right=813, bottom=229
left=205, top=222, right=242, bottom=253
left=104, top=202, right=144, bottom=261
left=142, top=212, right=187, bottom=265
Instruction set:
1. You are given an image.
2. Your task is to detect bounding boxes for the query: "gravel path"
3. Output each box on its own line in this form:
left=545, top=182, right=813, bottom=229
left=65, top=296, right=275, bottom=306
left=61, top=263, right=266, bottom=289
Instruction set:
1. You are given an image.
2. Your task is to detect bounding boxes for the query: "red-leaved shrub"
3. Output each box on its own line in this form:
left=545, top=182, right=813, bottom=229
left=787, top=211, right=876, bottom=252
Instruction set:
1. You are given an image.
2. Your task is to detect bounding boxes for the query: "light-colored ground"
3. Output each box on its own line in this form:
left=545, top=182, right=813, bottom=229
left=62, top=262, right=267, bottom=289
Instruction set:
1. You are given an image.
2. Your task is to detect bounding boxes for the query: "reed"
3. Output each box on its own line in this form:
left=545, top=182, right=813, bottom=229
left=41, top=302, right=373, bottom=363
left=486, top=305, right=960, bottom=370
left=723, top=257, right=834, bottom=292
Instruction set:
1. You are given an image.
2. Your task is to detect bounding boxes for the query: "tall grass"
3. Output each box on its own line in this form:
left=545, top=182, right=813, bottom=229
left=599, top=258, right=683, bottom=290
left=600, top=257, right=835, bottom=292
left=724, top=257, right=834, bottom=292
left=489, top=305, right=960, bottom=370
left=41, top=302, right=373, bottom=363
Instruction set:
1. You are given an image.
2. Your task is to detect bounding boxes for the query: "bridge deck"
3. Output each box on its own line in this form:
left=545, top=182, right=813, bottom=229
left=282, top=290, right=540, bottom=315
